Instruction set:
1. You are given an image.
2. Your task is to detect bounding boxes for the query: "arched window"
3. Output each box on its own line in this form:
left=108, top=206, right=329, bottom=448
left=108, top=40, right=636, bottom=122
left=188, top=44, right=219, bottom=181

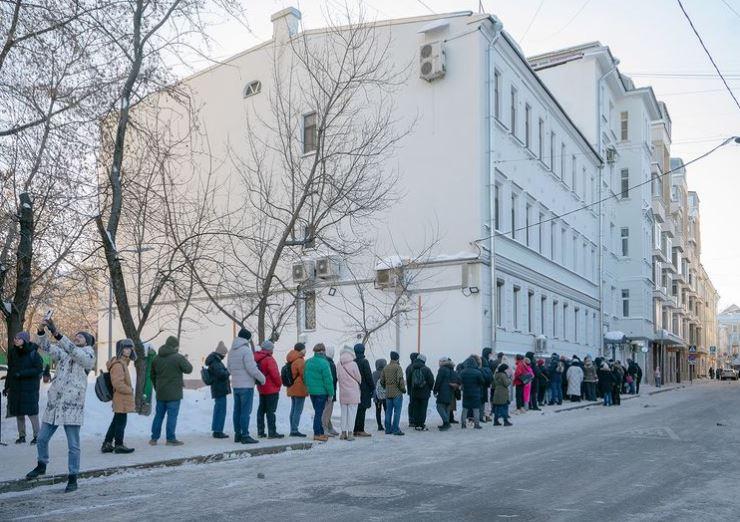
left=243, top=80, right=261, bottom=98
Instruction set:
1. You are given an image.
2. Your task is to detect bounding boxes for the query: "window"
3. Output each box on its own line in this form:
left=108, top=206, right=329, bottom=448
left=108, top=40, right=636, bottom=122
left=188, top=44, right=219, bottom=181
left=540, top=296, right=546, bottom=335
left=572, top=235, right=578, bottom=272
left=575, top=307, right=580, bottom=343
left=550, top=222, right=556, bottom=261
left=538, top=118, right=544, bottom=159
left=528, top=291, right=534, bottom=333
left=620, top=169, right=629, bottom=198
left=304, top=290, right=316, bottom=330
left=495, top=280, right=504, bottom=326
left=510, top=87, right=517, bottom=135
left=513, top=286, right=521, bottom=330
left=560, top=143, right=566, bottom=180
left=494, top=183, right=501, bottom=230
left=561, top=227, right=567, bottom=267
left=571, top=155, right=577, bottom=190
left=622, top=289, right=630, bottom=317
left=243, top=80, right=262, bottom=98
left=621, top=227, right=629, bottom=256
left=525, top=104, right=531, bottom=148
left=303, top=112, right=318, bottom=153
left=553, top=301, right=559, bottom=338
left=590, top=173, right=595, bottom=204
left=510, top=193, right=517, bottom=239
left=620, top=111, right=629, bottom=141
left=563, top=303, right=569, bottom=341
left=494, top=69, right=501, bottom=120
left=525, top=203, right=532, bottom=246
left=538, top=212, right=544, bottom=254
left=582, top=167, right=587, bottom=201
left=550, top=132, right=555, bottom=169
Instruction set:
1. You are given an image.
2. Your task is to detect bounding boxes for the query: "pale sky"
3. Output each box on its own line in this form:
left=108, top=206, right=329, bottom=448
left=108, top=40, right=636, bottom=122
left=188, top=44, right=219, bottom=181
left=196, top=0, right=740, bottom=308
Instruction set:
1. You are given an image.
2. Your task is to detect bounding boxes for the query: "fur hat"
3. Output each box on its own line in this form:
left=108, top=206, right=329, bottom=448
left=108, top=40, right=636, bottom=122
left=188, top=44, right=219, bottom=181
left=116, top=339, right=137, bottom=361
left=215, top=341, right=228, bottom=356
left=238, top=328, right=252, bottom=340
left=76, top=331, right=95, bottom=347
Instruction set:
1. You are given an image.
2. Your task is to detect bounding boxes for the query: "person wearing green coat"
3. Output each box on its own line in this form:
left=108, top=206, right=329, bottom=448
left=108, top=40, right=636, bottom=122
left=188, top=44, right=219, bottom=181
left=303, top=344, right=333, bottom=441
left=149, top=337, right=193, bottom=445
left=141, top=343, right=157, bottom=416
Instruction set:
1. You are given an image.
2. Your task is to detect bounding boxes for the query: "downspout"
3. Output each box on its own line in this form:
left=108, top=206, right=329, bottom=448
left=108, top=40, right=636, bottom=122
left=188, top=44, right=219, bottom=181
left=482, top=17, right=503, bottom=352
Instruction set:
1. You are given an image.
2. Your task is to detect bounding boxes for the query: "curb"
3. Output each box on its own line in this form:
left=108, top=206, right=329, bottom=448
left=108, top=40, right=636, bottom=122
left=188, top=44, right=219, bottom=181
left=0, top=441, right=313, bottom=495
left=553, top=385, right=684, bottom=413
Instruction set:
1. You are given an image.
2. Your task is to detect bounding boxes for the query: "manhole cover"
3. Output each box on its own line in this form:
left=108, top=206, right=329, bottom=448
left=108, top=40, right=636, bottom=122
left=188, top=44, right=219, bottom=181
left=338, top=485, right=405, bottom=498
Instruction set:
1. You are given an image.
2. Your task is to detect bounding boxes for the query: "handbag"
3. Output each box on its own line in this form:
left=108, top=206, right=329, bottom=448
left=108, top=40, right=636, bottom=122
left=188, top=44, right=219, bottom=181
left=376, top=381, right=387, bottom=400
left=520, top=373, right=533, bottom=385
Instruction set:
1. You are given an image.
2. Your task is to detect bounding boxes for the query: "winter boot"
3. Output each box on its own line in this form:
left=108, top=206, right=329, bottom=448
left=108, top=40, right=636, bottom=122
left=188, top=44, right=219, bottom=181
left=504, top=419, right=513, bottom=427
left=101, top=441, right=114, bottom=453
left=339, top=431, right=347, bottom=440
left=114, top=445, right=135, bottom=454
left=438, top=423, right=450, bottom=431
left=65, top=475, right=78, bottom=493
left=313, top=434, right=329, bottom=442
left=213, top=432, right=229, bottom=439
left=474, top=424, right=482, bottom=430
left=15, top=436, right=26, bottom=444
left=26, top=462, right=47, bottom=480
left=494, top=420, right=502, bottom=426
left=165, top=439, right=184, bottom=446
left=257, top=432, right=267, bottom=438
left=268, top=433, right=285, bottom=439
left=234, top=434, right=242, bottom=443
left=30, top=436, right=37, bottom=445
left=290, top=431, right=307, bottom=438
left=356, top=431, right=371, bottom=437
left=346, top=433, right=355, bottom=441
left=240, top=436, right=258, bottom=444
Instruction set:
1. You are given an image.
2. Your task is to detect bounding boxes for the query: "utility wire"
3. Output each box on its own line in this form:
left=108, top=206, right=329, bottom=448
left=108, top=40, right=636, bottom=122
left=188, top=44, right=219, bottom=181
left=539, top=0, right=591, bottom=40
left=676, top=0, right=740, bottom=113
left=475, top=137, right=736, bottom=243
left=416, top=0, right=436, bottom=14
left=520, top=0, right=545, bottom=43
left=721, top=0, right=740, bottom=19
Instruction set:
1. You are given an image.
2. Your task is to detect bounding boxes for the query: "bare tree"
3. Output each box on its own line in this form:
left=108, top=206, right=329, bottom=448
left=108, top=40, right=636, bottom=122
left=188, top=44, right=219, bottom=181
left=195, top=8, right=412, bottom=343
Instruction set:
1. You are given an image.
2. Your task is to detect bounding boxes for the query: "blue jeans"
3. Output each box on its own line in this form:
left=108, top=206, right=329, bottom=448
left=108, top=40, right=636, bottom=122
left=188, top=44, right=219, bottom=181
left=603, top=391, right=613, bottom=406
left=37, top=422, right=80, bottom=475
left=628, top=381, right=636, bottom=394
left=549, top=381, right=563, bottom=404
left=233, top=388, right=254, bottom=438
left=151, top=400, right=181, bottom=441
left=290, top=396, right=306, bottom=433
left=310, top=395, right=328, bottom=435
left=493, top=404, right=509, bottom=421
left=385, top=395, right=403, bottom=434
left=212, top=396, right=227, bottom=433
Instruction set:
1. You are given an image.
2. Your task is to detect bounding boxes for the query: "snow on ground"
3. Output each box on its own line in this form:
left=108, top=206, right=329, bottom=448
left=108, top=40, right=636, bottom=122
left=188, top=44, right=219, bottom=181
left=0, top=376, right=694, bottom=483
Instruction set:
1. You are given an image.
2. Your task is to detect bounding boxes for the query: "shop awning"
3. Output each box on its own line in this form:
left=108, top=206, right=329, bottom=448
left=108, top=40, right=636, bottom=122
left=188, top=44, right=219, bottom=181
left=604, top=331, right=627, bottom=343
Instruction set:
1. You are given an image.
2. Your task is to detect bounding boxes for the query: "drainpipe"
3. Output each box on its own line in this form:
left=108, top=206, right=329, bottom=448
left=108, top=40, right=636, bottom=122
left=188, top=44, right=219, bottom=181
left=482, top=17, right=504, bottom=352
left=596, top=60, right=619, bottom=356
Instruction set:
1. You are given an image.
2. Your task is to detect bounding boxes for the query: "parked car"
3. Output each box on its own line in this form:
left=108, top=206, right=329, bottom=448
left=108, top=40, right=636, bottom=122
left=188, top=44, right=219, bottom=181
left=720, top=368, right=738, bottom=381
left=0, top=363, right=7, bottom=381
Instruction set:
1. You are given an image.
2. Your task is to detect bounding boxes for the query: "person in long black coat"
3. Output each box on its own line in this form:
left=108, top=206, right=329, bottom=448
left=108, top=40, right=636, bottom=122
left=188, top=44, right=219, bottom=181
left=205, top=342, right=231, bottom=438
left=597, top=363, right=615, bottom=406
left=405, top=352, right=419, bottom=426
left=3, top=332, right=43, bottom=444
left=353, top=344, right=375, bottom=436
left=459, top=356, right=484, bottom=429
left=433, top=357, right=457, bottom=430
left=408, top=354, right=435, bottom=430
left=479, top=348, right=494, bottom=422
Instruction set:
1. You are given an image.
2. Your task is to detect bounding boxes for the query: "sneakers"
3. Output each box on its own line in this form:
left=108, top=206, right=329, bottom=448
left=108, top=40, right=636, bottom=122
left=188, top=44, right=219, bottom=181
left=329, top=429, right=340, bottom=437
left=355, top=431, right=372, bottom=437
left=313, top=434, right=329, bottom=442
left=114, top=445, right=135, bottom=454
left=15, top=436, right=26, bottom=444
left=101, top=441, right=114, bottom=453
left=393, top=431, right=405, bottom=436
left=165, top=439, right=184, bottom=446
left=377, top=425, right=385, bottom=432
left=240, top=436, right=258, bottom=444
left=149, top=439, right=158, bottom=446
left=413, top=426, right=428, bottom=432
left=267, top=433, right=285, bottom=439
left=346, top=433, right=355, bottom=441
left=65, top=475, right=77, bottom=493
left=212, top=432, right=229, bottom=439
left=290, top=431, right=307, bottom=438
left=26, top=462, right=47, bottom=480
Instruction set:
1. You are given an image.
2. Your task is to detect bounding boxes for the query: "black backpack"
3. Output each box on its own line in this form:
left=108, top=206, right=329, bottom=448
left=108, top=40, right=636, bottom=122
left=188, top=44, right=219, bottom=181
left=95, top=370, right=114, bottom=402
left=281, top=361, right=294, bottom=387
left=412, top=367, right=426, bottom=389
left=201, top=366, right=214, bottom=386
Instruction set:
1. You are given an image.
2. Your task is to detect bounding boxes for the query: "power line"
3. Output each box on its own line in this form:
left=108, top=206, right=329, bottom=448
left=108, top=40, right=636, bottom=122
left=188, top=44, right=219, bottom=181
left=476, top=137, right=736, bottom=243
left=539, top=0, right=591, bottom=40
left=721, top=0, right=740, bottom=19
left=520, top=0, right=545, bottom=43
left=416, top=0, right=436, bottom=14
left=676, top=0, right=740, bottom=113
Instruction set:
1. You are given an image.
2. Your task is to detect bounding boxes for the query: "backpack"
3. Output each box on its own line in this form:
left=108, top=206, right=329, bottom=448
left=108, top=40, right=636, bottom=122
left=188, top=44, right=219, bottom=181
left=281, top=361, right=294, bottom=387
left=412, top=367, right=426, bottom=390
left=95, top=370, right=114, bottom=402
left=375, top=381, right=387, bottom=401
left=201, top=366, right=214, bottom=386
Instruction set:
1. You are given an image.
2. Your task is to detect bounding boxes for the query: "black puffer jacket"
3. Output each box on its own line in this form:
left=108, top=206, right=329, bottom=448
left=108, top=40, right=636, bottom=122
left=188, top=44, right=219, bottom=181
left=409, top=358, right=435, bottom=400
left=433, top=362, right=458, bottom=405
left=480, top=348, right=494, bottom=404
left=353, top=346, right=375, bottom=409
left=205, top=352, right=231, bottom=399
left=459, top=357, right=484, bottom=409
left=4, top=343, right=43, bottom=416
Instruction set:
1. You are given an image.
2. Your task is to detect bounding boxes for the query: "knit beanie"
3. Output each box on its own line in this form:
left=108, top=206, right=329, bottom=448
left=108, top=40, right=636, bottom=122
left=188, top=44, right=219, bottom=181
left=410, top=352, right=418, bottom=362
left=390, top=351, right=400, bottom=361
left=215, top=341, right=228, bottom=356
left=261, top=340, right=274, bottom=352
left=238, top=328, right=252, bottom=340
left=417, top=353, right=427, bottom=363
left=14, top=331, right=30, bottom=344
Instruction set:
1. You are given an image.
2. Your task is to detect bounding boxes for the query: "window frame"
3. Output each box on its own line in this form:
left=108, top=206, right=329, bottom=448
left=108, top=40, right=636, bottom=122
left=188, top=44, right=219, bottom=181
left=302, top=112, right=318, bottom=154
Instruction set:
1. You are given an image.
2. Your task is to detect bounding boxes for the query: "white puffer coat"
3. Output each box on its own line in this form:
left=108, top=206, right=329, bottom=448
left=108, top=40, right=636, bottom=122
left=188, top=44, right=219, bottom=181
left=566, top=364, right=584, bottom=397
left=37, top=332, right=95, bottom=426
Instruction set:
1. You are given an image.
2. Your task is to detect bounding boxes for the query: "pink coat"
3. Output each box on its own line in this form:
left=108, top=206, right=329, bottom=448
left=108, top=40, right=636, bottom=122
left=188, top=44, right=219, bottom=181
left=337, top=347, right=361, bottom=405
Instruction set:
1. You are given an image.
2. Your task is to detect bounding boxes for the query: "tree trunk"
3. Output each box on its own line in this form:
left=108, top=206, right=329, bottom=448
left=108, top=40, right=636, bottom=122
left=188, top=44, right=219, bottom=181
left=5, top=193, right=33, bottom=349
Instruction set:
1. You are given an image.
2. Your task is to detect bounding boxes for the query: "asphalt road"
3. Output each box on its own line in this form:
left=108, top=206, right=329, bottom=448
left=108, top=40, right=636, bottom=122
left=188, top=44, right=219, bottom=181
left=1, top=380, right=739, bottom=521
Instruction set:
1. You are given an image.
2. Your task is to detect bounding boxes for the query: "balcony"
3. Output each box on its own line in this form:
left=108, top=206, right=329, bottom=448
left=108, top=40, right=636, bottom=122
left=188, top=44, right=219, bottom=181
left=654, top=246, right=667, bottom=263
left=652, top=195, right=667, bottom=223
left=653, top=286, right=669, bottom=301
left=666, top=295, right=678, bottom=309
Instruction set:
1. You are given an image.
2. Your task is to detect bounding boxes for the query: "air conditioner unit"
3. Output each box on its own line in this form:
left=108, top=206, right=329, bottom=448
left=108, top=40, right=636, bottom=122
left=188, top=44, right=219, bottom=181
left=606, top=147, right=617, bottom=164
left=292, top=260, right=315, bottom=284
left=375, top=268, right=403, bottom=289
left=315, top=256, right=340, bottom=279
left=419, top=41, right=446, bottom=82
left=534, top=335, right=547, bottom=354
left=461, top=263, right=480, bottom=290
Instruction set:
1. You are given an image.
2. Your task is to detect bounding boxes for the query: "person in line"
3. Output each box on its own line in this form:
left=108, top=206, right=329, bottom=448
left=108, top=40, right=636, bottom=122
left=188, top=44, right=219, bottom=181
left=635, top=361, right=643, bottom=394
left=255, top=340, right=283, bottom=439
left=304, top=343, right=334, bottom=442
left=566, top=358, right=584, bottom=402
left=492, top=363, right=513, bottom=426
left=205, top=341, right=230, bottom=439
left=286, top=342, right=308, bottom=437
left=513, top=354, right=528, bottom=414
left=459, top=355, right=484, bottom=429
left=337, top=346, right=361, bottom=440
left=522, top=357, right=535, bottom=410
left=709, top=367, right=715, bottom=380
left=536, top=359, right=549, bottom=406
left=321, top=346, right=339, bottom=437
left=227, top=328, right=265, bottom=444
left=26, top=318, right=96, bottom=493
left=353, top=343, right=375, bottom=437
left=102, top=339, right=136, bottom=454
left=480, top=348, right=494, bottom=421
left=525, top=351, right=540, bottom=411
left=372, top=358, right=387, bottom=431
left=547, top=354, right=564, bottom=405
left=627, top=359, right=639, bottom=395
left=612, top=360, right=624, bottom=406
left=380, top=351, right=406, bottom=436
left=408, top=353, right=435, bottom=431
left=582, top=356, right=598, bottom=402
left=405, top=353, right=419, bottom=427
left=150, top=336, right=193, bottom=446
left=598, top=362, right=614, bottom=406
left=4, top=331, right=43, bottom=444
left=433, top=357, right=456, bottom=431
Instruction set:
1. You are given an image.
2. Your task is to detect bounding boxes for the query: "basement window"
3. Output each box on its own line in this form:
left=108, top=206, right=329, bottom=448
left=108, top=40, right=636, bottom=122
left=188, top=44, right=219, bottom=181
left=243, top=80, right=261, bottom=98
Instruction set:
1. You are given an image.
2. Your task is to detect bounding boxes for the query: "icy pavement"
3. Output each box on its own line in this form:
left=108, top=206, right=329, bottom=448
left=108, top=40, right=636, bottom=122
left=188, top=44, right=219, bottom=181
left=2, top=380, right=736, bottom=521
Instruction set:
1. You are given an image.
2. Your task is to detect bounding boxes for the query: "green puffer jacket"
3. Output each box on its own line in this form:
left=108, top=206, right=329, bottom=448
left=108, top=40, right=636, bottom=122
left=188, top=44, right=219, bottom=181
left=151, top=338, right=193, bottom=401
left=492, top=371, right=512, bottom=405
left=380, top=360, right=406, bottom=399
left=303, top=354, right=334, bottom=396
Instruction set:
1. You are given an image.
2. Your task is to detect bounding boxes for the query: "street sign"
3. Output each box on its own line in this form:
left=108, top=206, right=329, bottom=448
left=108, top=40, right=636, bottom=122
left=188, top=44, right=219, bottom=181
left=688, top=354, right=697, bottom=361
left=710, top=346, right=717, bottom=354
left=689, top=345, right=697, bottom=354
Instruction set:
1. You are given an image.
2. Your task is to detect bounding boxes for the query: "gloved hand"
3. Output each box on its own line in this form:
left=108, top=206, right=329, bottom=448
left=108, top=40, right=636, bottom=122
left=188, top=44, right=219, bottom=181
left=45, top=318, right=57, bottom=334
